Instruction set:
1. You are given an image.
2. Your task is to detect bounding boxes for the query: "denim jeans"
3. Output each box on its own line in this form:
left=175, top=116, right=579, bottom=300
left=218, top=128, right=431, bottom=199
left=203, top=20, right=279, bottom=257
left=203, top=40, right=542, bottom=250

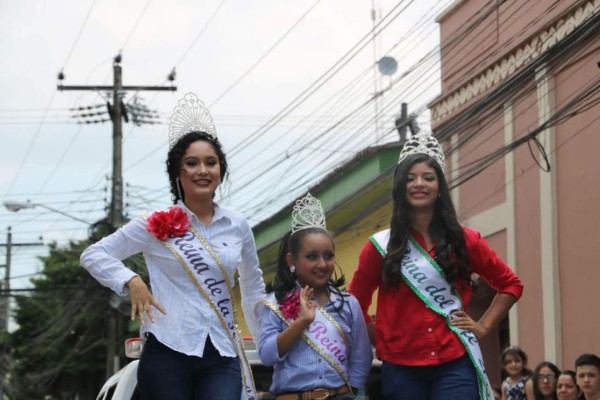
left=137, top=334, right=242, bottom=400
left=380, top=354, right=479, bottom=400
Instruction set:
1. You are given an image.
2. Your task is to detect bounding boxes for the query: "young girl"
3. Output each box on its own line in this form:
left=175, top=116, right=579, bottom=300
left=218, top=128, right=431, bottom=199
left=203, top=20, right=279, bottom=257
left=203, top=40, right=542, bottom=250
left=500, top=346, right=533, bottom=400
left=349, top=131, right=524, bottom=400
left=257, top=193, right=373, bottom=399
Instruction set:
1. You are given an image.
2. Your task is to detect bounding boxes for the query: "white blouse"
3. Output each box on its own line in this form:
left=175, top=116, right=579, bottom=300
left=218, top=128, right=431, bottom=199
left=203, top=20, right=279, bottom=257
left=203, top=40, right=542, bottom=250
left=80, top=201, right=265, bottom=358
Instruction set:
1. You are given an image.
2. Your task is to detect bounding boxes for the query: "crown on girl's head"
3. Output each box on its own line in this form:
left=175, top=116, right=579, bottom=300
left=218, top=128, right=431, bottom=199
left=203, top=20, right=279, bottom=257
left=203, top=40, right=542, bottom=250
left=397, top=131, right=445, bottom=171
left=168, top=92, right=217, bottom=149
left=291, top=192, right=326, bottom=234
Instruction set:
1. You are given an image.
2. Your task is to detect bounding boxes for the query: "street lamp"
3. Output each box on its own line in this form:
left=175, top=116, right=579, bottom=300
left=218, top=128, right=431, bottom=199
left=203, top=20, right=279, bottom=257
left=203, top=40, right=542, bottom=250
left=3, top=200, right=91, bottom=225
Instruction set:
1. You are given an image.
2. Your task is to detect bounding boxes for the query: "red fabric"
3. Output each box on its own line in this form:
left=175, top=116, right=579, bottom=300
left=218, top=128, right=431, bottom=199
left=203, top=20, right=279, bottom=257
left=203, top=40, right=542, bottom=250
left=348, top=227, right=523, bottom=366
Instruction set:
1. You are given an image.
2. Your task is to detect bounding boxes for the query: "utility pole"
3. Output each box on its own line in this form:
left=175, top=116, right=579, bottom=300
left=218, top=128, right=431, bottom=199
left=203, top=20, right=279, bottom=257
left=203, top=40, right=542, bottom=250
left=58, top=54, right=177, bottom=229
left=0, top=226, right=43, bottom=399
left=0, top=227, right=43, bottom=330
left=58, top=54, right=176, bottom=378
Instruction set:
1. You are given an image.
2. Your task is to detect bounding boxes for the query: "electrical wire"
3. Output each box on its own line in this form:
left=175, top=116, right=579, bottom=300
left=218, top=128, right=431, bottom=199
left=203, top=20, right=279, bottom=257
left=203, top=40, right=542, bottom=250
left=60, top=0, right=97, bottom=70
left=209, top=0, right=323, bottom=108
left=173, top=0, right=227, bottom=67
left=119, top=0, right=153, bottom=52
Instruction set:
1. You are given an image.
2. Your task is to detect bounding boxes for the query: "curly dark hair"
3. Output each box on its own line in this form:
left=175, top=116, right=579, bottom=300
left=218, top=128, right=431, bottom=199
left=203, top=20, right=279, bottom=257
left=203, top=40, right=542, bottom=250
left=166, top=131, right=228, bottom=204
left=382, top=153, right=471, bottom=290
left=266, top=229, right=348, bottom=310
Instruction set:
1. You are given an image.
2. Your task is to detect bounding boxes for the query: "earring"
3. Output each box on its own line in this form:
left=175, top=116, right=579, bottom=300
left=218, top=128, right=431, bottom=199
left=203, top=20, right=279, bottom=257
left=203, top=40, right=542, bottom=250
left=290, top=266, right=296, bottom=274
left=176, top=178, right=183, bottom=200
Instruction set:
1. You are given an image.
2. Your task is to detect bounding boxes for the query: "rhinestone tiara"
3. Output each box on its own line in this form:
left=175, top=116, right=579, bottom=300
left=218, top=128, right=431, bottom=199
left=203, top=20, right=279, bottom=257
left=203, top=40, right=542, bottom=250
left=168, top=92, right=217, bottom=149
left=397, top=131, right=445, bottom=171
left=291, top=192, right=326, bottom=234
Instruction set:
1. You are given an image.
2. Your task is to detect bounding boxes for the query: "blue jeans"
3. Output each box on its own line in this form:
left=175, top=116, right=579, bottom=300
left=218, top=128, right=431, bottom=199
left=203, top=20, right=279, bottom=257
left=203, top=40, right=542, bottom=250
left=380, top=354, right=479, bottom=400
left=137, top=334, right=242, bottom=400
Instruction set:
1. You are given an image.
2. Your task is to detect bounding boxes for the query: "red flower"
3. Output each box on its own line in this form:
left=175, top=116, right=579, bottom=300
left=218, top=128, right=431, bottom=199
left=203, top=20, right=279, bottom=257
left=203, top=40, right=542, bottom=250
left=280, top=289, right=301, bottom=321
left=146, top=207, right=190, bottom=241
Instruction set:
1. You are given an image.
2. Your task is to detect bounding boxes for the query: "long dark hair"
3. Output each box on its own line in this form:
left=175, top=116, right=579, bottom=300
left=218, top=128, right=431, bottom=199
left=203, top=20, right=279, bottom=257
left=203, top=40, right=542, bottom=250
left=166, top=131, right=229, bottom=204
left=383, top=153, right=471, bottom=289
left=266, top=228, right=347, bottom=305
left=532, top=361, right=560, bottom=400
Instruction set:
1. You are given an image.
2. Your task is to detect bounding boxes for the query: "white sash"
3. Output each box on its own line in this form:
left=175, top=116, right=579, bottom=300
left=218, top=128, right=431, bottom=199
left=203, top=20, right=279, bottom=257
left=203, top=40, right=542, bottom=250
left=165, top=226, right=256, bottom=400
left=259, top=295, right=353, bottom=392
left=371, top=229, right=493, bottom=400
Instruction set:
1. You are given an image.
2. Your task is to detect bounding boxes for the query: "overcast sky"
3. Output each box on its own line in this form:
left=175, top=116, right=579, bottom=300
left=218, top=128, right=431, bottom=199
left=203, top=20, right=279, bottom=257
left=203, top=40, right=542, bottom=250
left=0, top=0, right=453, bottom=300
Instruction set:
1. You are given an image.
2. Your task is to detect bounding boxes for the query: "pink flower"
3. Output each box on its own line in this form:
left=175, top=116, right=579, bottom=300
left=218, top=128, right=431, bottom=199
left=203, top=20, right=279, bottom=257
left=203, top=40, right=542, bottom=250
left=280, top=289, right=301, bottom=321
left=146, top=207, right=190, bottom=241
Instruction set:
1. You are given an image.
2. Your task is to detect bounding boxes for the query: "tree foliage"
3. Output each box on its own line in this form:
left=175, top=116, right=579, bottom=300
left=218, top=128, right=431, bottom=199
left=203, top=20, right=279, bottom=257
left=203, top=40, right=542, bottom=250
left=4, top=238, right=146, bottom=400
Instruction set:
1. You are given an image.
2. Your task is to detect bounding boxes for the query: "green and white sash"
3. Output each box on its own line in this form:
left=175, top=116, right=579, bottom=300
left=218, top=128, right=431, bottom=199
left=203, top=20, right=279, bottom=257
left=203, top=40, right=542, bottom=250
left=165, top=226, right=257, bottom=400
left=259, top=295, right=353, bottom=392
left=371, top=229, right=493, bottom=400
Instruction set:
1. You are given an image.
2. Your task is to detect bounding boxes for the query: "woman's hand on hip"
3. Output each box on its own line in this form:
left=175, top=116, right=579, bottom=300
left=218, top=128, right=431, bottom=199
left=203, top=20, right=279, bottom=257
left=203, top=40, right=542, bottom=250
left=126, top=275, right=167, bottom=324
left=449, top=310, right=488, bottom=339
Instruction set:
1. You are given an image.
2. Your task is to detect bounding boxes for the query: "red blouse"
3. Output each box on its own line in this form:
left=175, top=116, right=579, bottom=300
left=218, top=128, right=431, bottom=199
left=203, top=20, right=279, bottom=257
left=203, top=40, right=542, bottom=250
left=349, top=227, right=523, bottom=366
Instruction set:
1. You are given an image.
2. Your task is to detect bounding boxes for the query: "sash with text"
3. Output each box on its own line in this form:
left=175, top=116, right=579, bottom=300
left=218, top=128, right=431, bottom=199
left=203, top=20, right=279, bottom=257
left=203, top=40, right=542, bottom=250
left=260, top=296, right=353, bottom=392
left=165, top=226, right=256, bottom=400
left=371, top=229, right=493, bottom=400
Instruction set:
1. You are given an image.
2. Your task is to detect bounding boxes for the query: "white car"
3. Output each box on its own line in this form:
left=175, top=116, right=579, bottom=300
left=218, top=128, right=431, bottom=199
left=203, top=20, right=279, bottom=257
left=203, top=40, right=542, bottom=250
left=96, top=360, right=139, bottom=400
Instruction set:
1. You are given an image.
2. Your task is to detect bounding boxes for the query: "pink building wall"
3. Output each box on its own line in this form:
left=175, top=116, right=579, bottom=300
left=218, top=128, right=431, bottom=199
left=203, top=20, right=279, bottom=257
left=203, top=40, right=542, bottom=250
left=432, top=0, right=600, bottom=374
left=554, top=50, right=600, bottom=368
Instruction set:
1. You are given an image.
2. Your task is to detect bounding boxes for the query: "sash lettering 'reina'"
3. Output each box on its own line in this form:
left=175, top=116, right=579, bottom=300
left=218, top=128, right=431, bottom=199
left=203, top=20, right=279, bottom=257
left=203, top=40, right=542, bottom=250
left=166, top=228, right=257, bottom=400
left=370, top=229, right=493, bottom=400
left=259, top=295, right=352, bottom=392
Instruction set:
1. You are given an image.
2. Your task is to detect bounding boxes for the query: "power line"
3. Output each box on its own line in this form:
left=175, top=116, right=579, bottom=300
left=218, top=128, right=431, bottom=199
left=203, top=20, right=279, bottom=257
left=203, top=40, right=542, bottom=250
left=209, top=0, right=323, bottom=108
left=119, top=0, right=152, bottom=52
left=174, top=0, right=227, bottom=67
left=60, top=0, right=97, bottom=70
left=227, top=0, right=416, bottom=158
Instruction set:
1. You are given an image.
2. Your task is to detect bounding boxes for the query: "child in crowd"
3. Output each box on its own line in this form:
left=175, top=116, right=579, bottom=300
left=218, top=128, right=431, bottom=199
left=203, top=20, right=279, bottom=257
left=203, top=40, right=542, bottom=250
left=257, top=193, right=373, bottom=399
left=500, top=346, right=533, bottom=400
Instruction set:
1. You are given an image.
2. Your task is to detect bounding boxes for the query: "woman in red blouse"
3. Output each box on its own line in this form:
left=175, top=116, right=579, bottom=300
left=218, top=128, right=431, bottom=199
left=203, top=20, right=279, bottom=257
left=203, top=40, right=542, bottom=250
left=349, top=132, right=523, bottom=400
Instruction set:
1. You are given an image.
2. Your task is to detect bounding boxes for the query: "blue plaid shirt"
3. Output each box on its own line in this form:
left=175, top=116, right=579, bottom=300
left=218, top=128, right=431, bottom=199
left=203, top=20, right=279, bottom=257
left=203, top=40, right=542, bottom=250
left=258, top=291, right=373, bottom=394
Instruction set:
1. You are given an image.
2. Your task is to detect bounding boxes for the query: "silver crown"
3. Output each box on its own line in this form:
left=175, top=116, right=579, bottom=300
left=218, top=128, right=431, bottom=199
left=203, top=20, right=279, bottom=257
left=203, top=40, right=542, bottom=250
left=291, top=193, right=326, bottom=234
left=168, top=92, right=217, bottom=149
left=397, top=131, right=445, bottom=171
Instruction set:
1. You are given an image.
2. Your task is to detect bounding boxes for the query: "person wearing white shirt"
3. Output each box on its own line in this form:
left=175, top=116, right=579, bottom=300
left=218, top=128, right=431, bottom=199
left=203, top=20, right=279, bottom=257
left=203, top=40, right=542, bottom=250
left=80, top=94, right=265, bottom=400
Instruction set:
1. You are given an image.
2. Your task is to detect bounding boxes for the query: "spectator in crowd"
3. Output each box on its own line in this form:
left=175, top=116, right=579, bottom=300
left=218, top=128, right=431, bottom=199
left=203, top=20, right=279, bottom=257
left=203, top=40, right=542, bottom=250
left=526, top=361, right=560, bottom=400
left=556, top=370, right=581, bottom=400
left=575, top=353, right=600, bottom=400
left=500, top=345, right=533, bottom=400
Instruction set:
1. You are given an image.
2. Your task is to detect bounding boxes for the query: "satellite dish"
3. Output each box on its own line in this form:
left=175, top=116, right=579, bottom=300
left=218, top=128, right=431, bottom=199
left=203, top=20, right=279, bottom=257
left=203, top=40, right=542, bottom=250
left=378, top=56, right=398, bottom=76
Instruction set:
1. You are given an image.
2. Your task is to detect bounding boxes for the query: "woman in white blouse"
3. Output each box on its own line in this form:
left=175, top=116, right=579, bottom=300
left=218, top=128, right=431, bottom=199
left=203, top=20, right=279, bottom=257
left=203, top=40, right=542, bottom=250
left=80, top=94, right=265, bottom=400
